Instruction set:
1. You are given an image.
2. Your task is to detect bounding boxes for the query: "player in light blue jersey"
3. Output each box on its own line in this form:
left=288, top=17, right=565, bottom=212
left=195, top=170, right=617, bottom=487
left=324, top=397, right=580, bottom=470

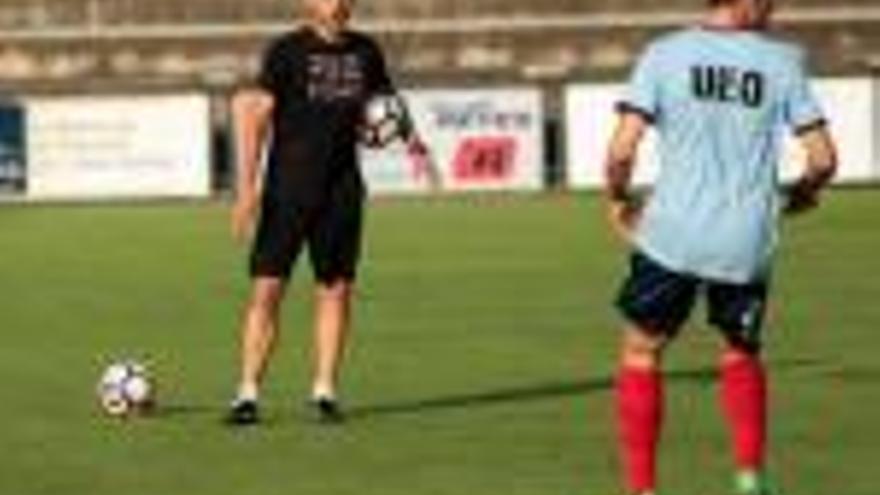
left=603, top=1, right=838, bottom=494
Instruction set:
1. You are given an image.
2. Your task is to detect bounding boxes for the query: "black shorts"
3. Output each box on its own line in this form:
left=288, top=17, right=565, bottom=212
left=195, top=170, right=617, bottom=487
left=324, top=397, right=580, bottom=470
left=615, top=251, right=769, bottom=353
left=249, top=195, right=363, bottom=283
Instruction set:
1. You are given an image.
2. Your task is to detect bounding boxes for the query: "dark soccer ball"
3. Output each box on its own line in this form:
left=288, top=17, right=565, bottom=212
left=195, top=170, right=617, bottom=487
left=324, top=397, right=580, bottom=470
left=361, top=94, right=407, bottom=148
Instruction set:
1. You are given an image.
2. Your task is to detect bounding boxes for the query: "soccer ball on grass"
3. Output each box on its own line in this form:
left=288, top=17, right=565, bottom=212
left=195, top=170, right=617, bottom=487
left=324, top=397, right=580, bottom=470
left=96, top=360, right=155, bottom=417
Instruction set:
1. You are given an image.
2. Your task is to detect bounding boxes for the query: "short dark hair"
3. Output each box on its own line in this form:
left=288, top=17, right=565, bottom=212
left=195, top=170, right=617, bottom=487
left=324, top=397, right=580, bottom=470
left=708, top=0, right=734, bottom=6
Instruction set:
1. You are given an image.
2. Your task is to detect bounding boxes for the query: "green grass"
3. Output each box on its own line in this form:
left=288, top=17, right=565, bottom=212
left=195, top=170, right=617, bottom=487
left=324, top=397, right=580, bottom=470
left=0, top=190, right=878, bottom=495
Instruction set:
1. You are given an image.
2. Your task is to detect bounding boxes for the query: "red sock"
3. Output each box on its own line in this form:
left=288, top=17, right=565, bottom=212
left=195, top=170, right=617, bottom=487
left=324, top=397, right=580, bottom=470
left=616, top=367, right=663, bottom=494
left=720, top=356, right=767, bottom=470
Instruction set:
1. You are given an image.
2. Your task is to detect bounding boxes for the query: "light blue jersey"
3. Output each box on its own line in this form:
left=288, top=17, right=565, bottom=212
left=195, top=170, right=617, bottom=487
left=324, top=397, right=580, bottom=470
left=620, top=27, right=825, bottom=283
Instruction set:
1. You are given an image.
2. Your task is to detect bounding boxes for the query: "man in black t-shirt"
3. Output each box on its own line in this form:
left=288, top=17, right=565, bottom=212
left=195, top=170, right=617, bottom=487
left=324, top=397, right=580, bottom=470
left=227, top=0, right=434, bottom=425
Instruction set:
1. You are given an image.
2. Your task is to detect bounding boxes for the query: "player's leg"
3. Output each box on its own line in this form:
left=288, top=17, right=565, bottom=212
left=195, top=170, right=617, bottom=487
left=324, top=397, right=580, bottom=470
left=310, top=278, right=354, bottom=419
left=235, top=276, right=286, bottom=401
left=617, top=327, right=668, bottom=495
left=306, top=191, right=364, bottom=421
left=707, top=281, right=773, bottom=494
left=227, top=201, right=305, bottom=425
left=614, top=252, right=698, bottom=495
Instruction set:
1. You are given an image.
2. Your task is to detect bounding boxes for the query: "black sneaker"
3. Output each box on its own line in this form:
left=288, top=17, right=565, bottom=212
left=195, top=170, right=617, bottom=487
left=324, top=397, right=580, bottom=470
left=225, top=399, right=260, bottom=426
left=309, top=397, right=344, bottom=424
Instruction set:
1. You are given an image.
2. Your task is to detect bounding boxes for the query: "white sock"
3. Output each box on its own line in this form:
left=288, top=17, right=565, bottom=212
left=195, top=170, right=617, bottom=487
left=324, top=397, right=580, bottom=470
left=236, top=382, right=259, bottom=403
left=311, top=383, right=336, bottom=401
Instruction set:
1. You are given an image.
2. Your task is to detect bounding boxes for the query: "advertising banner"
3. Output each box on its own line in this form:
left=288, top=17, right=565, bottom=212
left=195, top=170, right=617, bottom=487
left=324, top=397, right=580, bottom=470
left=26, top=94, right=211, bottom=200
left=779, top=78, right=876, bottom=183
left=361, top=88, right=544, bottom=194
left=0, top=102, right=27, bottom=197
left=565, top=83, right=659, bottom=190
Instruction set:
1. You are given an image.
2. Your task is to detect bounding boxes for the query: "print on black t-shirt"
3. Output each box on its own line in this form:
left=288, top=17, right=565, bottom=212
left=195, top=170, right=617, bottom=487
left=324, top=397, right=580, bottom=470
left=307, top=54, right=366, bottom=101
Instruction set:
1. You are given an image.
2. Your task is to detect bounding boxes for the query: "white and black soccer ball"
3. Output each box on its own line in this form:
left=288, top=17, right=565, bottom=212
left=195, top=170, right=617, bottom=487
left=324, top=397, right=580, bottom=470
left=96, top=360, right=155, bottom=417
left=361, top=94, right=408, bottom=148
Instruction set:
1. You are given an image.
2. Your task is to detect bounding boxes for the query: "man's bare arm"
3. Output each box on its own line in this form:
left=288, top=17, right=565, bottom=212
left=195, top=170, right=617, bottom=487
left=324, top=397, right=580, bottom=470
left=604, top=112, right=649, bottom=240
left=230, top=88, right=275, bottom=241
left=395, top=94, right=442, bottom=189
left=786, top=125, right=838, bottom=215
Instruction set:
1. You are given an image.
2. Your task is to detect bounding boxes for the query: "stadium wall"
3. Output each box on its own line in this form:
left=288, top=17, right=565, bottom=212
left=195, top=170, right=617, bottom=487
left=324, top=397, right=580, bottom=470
left=0, top=77, right=878, bottom=202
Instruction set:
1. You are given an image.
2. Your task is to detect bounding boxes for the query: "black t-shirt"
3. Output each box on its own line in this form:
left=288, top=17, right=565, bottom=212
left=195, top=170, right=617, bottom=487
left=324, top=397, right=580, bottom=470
left=258, top=27, right=393, bottom=207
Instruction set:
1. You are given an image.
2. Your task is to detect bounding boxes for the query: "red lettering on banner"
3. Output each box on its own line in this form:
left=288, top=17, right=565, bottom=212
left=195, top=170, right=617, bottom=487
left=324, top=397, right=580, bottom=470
left=451, top=136, right=517, bottom=183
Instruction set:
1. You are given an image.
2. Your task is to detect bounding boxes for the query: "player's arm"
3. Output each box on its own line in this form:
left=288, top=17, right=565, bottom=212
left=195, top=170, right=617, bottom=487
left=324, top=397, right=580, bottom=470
left=230, top=87, right=274, bottom=241
left=604, top=44, right=661, bottom=240
left=604, top=111, right=649, bottom=241
left=230, top=36, right=288, bottom=241
left=785, top=124, right=838, bottom=215
left=393, top=95, right=424, bottom=148
left=782, top=50, right=838, bottom=215
left=367, top=39, right=441, bottom=188
left=395, top=95, right=442, bottom=188
left=367, top=43, right=421, bottom=147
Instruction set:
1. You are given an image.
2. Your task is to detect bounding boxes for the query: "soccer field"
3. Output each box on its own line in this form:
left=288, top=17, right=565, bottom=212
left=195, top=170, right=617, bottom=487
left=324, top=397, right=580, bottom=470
left=1, top=190, right=877, bottom=495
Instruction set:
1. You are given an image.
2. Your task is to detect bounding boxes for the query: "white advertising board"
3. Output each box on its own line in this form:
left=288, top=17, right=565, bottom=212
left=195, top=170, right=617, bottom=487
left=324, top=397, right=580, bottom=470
left=780, top=78, right=876, bottom=182
left=565, top=83, right=658, bottom=189
left=26, top=94, right=211, bottom=199
left=566, top=78, right=877, bottom=189
left=361, top=88, right=544, bottom=194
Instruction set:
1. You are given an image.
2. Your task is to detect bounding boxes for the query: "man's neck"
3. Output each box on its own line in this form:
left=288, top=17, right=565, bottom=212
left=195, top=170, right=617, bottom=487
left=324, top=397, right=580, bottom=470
left=704, top=8, right=747, bottom=30
left=307, top=20, right=344, bottom=43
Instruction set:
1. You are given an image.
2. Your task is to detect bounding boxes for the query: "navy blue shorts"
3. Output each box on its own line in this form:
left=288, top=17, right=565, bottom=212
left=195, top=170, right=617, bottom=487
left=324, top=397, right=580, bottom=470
left=615, top=252, right=769, bottom=353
